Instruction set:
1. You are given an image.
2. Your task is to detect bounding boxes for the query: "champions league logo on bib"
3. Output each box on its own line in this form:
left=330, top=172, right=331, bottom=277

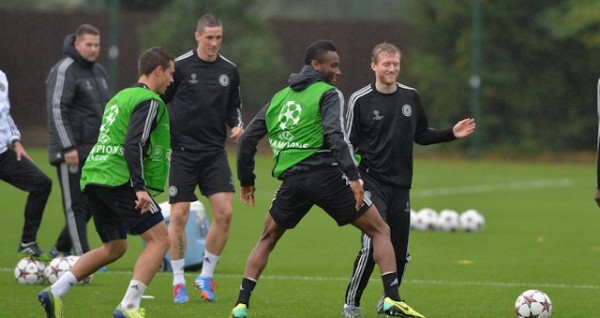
left=218, top=74, right=230, bottom=87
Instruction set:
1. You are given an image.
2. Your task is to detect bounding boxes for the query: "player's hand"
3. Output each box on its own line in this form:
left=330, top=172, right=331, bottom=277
left=135, top=190, right=153, bottom=214
left=240, top=185, right=256, bottom=206
left=13, top=141, right=32, bottom=162
left=230, top=127, right=244, bottom=142
left=349, top=179, right=365, bottom=211
left=453, top=118, right=476, bottom=138
left=63, top=149, right=79, bottom=168
left=595, top=189, right=600, bottom=208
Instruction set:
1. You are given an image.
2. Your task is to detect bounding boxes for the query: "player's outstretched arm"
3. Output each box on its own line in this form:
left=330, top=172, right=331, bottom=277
left=453, top=118, right=476, bottom=138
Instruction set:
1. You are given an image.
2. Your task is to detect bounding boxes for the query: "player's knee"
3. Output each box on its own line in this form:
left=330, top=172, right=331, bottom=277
left=170, top=209, right=190, bottom=226
left=371, top=222, right=390, bottom=238
left=105, top=244, right=127, bottom=261
left=214, top=207, right=233, bottom=225
left=158, top=234, right=171, bottom=253
left=32, top=174, right=52, bottom=196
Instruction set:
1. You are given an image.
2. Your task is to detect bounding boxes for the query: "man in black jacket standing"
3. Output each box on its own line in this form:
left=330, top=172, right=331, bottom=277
left=46, top=24, right=110, bottom=258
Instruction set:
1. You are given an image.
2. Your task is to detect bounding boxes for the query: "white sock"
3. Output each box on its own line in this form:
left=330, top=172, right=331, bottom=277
left=200, top=251, right=219, bottom=277
left=171, top=259, right=186, bottom=286
left=51, top=271, right=78, bottom=298
left=120, top=280, right=147, bottom=310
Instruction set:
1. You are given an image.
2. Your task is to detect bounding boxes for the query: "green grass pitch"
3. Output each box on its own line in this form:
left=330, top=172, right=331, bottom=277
left=1, top=149, right=599, bottom=317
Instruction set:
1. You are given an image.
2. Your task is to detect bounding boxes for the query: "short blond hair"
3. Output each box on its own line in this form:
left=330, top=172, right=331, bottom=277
left=371, top=43, right=401, bottom=63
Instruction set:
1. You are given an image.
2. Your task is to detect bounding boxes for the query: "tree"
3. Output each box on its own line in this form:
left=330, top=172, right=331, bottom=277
left=140, top=0, right=285, bottom=118
left=541, top=0, right=600, bottom=48
left=404, top=0, right=600, bottom=154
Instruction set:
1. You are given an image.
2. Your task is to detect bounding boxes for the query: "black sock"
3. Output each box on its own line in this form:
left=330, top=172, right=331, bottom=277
left=236, top=277, right=257, bottom=307
left=382, top=272, right=400, bottom=301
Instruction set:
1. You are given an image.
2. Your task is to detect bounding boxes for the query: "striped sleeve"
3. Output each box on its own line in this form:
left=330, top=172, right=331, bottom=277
left=125, top=99, right=159, bottom=191
left=48, top=58, right=76, bottom=149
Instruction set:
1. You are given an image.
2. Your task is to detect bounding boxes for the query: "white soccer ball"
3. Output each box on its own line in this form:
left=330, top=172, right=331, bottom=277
left=436, top=209, right=460, bottom=232
left=409, top=209, right=417, bottom=229
left=459, top=209, right=485, bottom=232
left=14, top=257, right=46, bottom=285
left=413, top=208, right=438, bottom=231
left=44, top=256, right=73, bottom=284
left=515, top=289, right=552, bottom=318
left=66, top=255, right=94, bottom=285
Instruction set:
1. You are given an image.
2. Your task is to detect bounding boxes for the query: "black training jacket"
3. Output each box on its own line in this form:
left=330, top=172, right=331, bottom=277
left=162, top=50, right=243, bottom=153
left=46, top=34, right=109, bottom=165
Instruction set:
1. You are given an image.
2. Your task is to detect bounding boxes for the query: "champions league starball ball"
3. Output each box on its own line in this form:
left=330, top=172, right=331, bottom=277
left=14, top=257, right=45, bottom=285
left=515, top=289, right=552, bottom=318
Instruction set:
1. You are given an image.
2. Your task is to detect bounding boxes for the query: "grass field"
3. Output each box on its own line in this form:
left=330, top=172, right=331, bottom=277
left=1, top=149, right=599, bottom=317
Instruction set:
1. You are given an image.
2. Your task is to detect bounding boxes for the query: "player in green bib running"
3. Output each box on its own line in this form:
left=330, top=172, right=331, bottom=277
left=38, top=47, right=175, bottom=318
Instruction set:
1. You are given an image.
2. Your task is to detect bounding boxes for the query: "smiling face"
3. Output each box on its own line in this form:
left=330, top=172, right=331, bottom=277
left=312, top=51, right=341, bottom=85
left=74, top=33, right=100, bottom=62
left=372, top=51, right=400, bottom=87
left=195, top=26, right=222, bottom=62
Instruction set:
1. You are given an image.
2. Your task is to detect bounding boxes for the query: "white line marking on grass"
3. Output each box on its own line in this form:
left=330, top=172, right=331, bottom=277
left=4, top=267, right=594, bottom=290
left=412, top=178, right=574, bottom=197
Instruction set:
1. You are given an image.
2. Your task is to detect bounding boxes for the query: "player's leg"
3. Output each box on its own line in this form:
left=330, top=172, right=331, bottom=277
left=38, top=184, right=127, bottom=318
left=232, top=212, right=287, bottom=318
left=115, top=185, right=168, bottom=317
left=38, top=239, right=127, bottom=318
left=196, top=151, right=235, bottom=302
left=167, top=148, right=198, bottom=303
left=56, top=162, right=90, bottom=255
left=352, top=208, right=424, bottom=318
left=388, top=189, right=411, bottom=287
left=342, top=233, right=376, bottom=318
left=231, top=178, right=307, bottom=318
left=0, top=148, right=52, bottom=259
left=115, top=220, right=169, bottom=316
left=342, top=177, right=387, bottom=317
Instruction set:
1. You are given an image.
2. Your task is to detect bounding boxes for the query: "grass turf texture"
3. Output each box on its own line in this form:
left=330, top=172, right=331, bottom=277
left=1, top=149, right=599, bottom=317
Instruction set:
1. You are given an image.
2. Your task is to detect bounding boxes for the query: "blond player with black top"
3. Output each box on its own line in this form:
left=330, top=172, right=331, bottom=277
left=161, top=13, right=243, bottom=303
left=341, top=43, right=475, bottom=318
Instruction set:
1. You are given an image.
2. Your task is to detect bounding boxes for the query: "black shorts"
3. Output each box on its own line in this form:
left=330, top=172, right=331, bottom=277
left=84, top=184, right=164, bottom=243
left=361, top=172, right=410, bottom=220
left=269, top=166, right=371, bottom=229
left=168, top=148, right=234, bottom=203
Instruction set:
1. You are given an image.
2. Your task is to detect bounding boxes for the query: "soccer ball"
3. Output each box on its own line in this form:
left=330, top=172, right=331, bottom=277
left=44, top=256, right=72, bottom=284
left=409, top=209, right=417, bottom=229
left=66, top=255, right=94, bottom=285
left=515, top=289, right=552, bottom=317
left=459, top=209, right=485, bottom=232
left=436, top=209, right=460, bottom=232
left=413, top=208, right=438, bottom=231
left=14, top=257, right=46, bottom=285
